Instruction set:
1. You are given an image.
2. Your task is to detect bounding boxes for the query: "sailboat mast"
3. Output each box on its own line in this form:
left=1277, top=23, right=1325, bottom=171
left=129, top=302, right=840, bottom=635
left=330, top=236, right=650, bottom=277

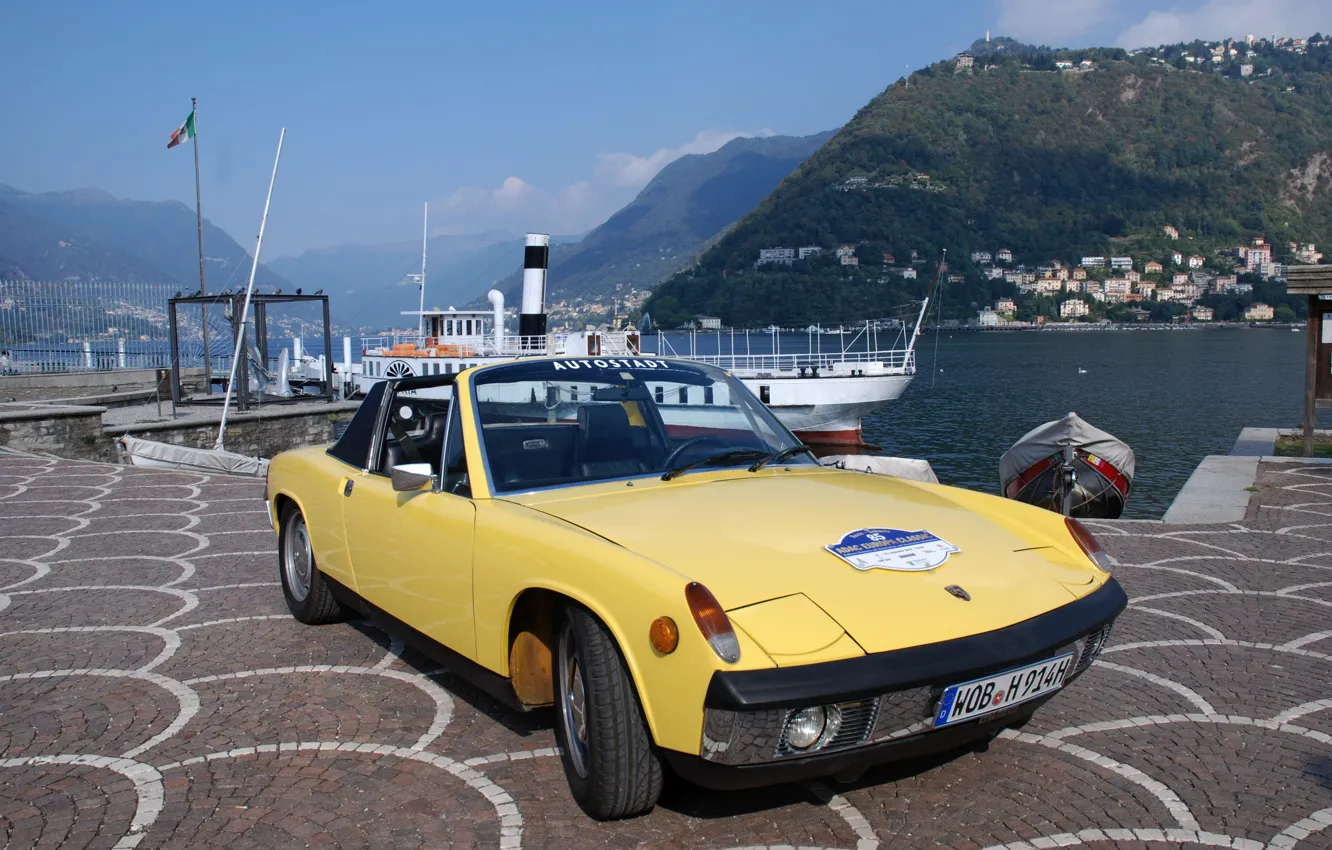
left=215, top=128, right=285, bottom=451
left=906, top=248, right=946, bottom=355
left=418, top=202, right=428, bottom=338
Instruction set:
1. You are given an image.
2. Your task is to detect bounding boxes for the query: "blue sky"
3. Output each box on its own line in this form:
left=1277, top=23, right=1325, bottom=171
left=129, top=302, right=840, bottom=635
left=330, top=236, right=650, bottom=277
left=2, top=0, right=1328, bottom=257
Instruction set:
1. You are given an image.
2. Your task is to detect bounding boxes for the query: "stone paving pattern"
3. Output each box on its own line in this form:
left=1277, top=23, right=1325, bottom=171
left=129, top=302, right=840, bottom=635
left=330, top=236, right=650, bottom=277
left=0, top=450, right=1329, bottom=849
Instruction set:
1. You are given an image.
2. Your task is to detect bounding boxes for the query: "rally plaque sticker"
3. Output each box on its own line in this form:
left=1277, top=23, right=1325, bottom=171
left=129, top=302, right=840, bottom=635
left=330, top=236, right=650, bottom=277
left=825, top=528, right=960, bottom=572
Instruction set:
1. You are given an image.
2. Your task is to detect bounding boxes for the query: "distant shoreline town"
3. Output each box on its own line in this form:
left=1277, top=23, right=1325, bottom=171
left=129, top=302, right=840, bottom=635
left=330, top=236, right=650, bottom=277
left=749, top=229, right=1312, bottom=329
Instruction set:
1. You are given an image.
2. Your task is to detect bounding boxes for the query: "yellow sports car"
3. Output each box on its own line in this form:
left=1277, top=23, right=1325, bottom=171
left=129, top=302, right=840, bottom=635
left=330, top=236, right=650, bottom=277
left=265, top=356, right=1125, bottom=820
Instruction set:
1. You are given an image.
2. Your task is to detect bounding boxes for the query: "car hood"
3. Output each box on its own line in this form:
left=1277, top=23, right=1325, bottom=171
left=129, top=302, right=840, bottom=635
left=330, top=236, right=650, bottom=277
left=512, top=469, right=1101, bottom=655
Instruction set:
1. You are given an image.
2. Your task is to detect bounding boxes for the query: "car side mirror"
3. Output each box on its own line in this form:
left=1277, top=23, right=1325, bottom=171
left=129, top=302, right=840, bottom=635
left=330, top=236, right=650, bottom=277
left=390, top=462, right=433, bottom=492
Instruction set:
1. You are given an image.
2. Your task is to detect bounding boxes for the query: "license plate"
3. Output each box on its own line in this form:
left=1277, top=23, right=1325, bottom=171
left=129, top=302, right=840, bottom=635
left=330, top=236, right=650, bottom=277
left=934, top=652, right=1074, bottom=727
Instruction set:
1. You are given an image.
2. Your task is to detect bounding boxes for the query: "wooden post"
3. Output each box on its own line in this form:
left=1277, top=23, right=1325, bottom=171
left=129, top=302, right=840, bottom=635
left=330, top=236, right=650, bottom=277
left=1306, top=295, right=1318, bottom=457
left=168, top=299, right=182, bottom=408
left=322, top=296, right=334, bottom=404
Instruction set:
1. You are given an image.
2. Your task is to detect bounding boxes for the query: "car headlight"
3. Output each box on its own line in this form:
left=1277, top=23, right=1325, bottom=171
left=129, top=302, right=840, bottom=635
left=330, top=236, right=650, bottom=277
left=786, top=707, right=826, bottom=750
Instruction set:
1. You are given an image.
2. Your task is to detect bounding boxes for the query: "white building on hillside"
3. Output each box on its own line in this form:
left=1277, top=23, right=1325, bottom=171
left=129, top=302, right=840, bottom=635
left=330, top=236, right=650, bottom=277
left=1060, top=299, right=1090, bottom=318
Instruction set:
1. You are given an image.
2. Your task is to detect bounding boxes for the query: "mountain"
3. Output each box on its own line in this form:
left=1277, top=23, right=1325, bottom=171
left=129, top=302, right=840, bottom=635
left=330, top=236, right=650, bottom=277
left=489, top=131, right=833, bottom=307
left=0, top=196, right=150, bottom=282
left=0, top=184, right=286, bottom=288
left=268, top=232, right=581, bottom=332
left=645, top=38, right=1332, bottom=326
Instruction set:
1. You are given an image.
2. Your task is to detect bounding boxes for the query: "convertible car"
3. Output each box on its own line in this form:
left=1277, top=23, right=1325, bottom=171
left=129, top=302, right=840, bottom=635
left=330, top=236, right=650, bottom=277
left=265, top=356, right=1126, bottom=820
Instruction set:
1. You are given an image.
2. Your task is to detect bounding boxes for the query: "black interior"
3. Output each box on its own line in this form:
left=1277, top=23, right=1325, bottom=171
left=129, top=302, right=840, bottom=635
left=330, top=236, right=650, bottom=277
left=576, top=404, right=651, bottom=479
left=380, top=409, right=450, bottom=474
left=483, top=402, right=667, bottom=490
left=483, top=422, right=580, bottom=488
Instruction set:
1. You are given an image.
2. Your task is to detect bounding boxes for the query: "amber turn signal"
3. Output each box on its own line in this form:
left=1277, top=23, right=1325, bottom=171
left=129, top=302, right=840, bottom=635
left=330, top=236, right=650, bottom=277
left=649, top=616, right=679, bottom=654
left=685, top=581, right=741, bottom=663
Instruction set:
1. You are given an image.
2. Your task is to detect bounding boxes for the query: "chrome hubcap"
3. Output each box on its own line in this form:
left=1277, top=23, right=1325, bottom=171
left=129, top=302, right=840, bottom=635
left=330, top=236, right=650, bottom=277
left=283, top=515, right=312, bottom=602
left=559, top=624, right=589, bottom=778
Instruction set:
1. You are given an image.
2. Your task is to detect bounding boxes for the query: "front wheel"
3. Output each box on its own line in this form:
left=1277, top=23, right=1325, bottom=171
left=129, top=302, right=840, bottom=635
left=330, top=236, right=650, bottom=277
left=278, top=503, right=343, bottom=625
left=554, top=604, right=663, bottom=820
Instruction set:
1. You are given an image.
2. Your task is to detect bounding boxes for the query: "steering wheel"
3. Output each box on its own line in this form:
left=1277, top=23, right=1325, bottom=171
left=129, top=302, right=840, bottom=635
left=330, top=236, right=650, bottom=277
left=662, top=435, right=731, bottom=470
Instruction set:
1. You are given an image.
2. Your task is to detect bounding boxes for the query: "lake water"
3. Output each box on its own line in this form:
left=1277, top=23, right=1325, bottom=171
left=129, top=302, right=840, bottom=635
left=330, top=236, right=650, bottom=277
left=861, top=327, right=1317, bottom=519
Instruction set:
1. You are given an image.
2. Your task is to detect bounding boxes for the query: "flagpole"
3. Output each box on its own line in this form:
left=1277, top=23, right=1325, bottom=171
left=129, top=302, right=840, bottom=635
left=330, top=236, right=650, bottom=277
left=192, top=97, right=212, bottom=391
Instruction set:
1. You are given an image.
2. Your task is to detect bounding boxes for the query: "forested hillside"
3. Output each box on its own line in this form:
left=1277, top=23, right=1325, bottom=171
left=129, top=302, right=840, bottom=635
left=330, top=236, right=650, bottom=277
left=646, top=38, right=1332, bottom=326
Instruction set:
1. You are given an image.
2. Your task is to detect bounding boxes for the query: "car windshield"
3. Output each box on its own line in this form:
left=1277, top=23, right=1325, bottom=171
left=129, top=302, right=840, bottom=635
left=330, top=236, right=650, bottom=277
left=471, top=357, right=813, bottom=492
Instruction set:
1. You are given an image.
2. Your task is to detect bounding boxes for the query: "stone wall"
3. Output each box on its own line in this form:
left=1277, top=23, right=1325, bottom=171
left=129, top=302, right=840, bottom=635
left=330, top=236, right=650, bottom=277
left=0, top=367, right=206, bottom=393
left=112, top=402, right=361, bottom=460
left=0, top=405, right=116, bottom=462
left=0, top=401, right=361, bottom=464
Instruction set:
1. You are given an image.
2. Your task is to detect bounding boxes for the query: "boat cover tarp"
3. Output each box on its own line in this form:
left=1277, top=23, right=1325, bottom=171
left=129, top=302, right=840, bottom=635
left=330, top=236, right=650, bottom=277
left=119, top=434, right=270, bottom=478
left=1000, top=412, right=1134, bottom=488
left=820, top=455, right=939, bottom=483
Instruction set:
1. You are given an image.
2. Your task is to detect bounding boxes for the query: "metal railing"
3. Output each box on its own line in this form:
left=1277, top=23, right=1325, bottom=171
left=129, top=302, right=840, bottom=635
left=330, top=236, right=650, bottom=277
left=0, top=341, right=238, bottom=375
left=679, top=349, right=917, bottom=374
left=0, top=280, right=184, bottom=345
left=360, top=331, right=645, bottom=359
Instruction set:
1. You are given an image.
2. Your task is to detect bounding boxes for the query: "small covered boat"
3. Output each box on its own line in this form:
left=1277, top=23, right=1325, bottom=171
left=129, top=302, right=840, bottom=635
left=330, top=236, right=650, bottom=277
left=1000, top=412, right=1134, bottom=519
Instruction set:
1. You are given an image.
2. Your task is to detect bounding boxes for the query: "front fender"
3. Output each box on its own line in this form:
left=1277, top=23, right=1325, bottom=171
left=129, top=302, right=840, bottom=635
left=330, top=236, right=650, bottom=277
left=267, top=448, right=358, bottom=591
left=472, top=499, right=775, bottom=755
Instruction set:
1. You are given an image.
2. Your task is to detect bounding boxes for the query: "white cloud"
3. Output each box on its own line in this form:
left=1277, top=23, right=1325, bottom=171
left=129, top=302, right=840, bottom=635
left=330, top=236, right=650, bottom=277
left=996, top=0, right=1116, bottom=46
left=430, top=129, right=771, bottom=236
left=1116, top=0, right=1332, bottom=48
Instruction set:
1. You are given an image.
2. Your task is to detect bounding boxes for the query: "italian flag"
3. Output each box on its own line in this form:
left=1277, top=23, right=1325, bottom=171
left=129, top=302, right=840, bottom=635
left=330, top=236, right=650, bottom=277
left=167, top=110, right=196, bottom=149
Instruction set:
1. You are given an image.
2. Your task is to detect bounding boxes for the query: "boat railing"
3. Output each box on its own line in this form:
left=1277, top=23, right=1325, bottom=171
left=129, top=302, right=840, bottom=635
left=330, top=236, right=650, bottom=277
left=496, top=335, right=559, bottom=356
left=678, top=348, right=917, bottom=374
left=362, top=331, right=647, bottom=360
left=362, top=334, right=509, bottom=357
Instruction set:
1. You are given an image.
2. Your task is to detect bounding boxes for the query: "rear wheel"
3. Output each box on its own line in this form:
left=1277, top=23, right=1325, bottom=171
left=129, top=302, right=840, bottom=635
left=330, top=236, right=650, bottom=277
left=278, top=503, right=342, bottom=625
left=554, top=604, right=663, bottom=820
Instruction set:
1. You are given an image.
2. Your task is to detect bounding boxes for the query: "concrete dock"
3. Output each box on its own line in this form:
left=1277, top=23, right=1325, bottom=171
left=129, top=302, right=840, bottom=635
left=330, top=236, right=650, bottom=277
left=0, top=449, right=1329, bottom=848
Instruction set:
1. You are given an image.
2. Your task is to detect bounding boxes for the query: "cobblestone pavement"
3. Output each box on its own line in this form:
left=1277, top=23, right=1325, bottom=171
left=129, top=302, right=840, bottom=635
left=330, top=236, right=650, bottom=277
left=1, top=450, right=1329, bottom=849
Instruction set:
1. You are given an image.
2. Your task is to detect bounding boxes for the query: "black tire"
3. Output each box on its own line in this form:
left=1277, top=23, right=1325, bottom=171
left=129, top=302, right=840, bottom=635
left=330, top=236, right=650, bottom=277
left=553, top=604, right=664, bottom=820
left=278, top=502, right=343, bottom=625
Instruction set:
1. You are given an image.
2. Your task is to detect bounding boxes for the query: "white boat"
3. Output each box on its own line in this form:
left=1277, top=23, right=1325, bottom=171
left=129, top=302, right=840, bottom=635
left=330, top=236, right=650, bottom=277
left=351, top=231, right=933, bottom=446
left=118, top=434, right=269, bottom=476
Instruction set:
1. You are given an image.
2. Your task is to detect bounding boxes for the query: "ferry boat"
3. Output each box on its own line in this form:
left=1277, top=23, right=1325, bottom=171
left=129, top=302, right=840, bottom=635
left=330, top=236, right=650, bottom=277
left=351, top=233, right=930, bottom=446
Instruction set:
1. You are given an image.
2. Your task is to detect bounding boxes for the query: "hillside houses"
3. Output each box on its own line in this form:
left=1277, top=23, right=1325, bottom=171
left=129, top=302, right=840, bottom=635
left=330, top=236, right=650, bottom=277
left=746, top=228, right=1306, bottom=326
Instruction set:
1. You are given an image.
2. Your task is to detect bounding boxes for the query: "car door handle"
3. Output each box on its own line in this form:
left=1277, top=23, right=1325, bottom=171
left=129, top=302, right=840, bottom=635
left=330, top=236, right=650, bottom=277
left=343, top=479, right=354, bottom=497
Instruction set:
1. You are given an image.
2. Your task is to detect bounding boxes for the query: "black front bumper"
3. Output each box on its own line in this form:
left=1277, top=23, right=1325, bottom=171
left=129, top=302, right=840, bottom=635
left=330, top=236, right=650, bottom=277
left=707, top=577, right=1126, bottom=709
left=670, top=578, right=1126, bottom=789
left=665, top=695, right=1052, bottom=790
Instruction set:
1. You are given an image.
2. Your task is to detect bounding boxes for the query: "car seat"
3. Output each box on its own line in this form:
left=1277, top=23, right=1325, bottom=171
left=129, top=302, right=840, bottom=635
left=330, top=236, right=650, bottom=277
left=577, top=404, right=649, bottom=479
left=380, top=408, right=450, bottom=474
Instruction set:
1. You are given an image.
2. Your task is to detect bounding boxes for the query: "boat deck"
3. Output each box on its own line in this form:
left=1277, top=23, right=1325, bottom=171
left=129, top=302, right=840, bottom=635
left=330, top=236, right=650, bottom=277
left=1, top=450, right=1328, bottom=848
